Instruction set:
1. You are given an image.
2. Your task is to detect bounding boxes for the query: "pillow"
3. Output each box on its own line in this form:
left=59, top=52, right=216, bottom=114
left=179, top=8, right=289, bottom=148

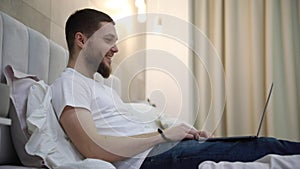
left=4, top=65, right=116, bottom=169
left=3, top=65, right=44, bottom=167
left=25, top=80, right=82, bottom=168
left=25, top=81, right=115, bottom=169
left=124, top=102, right=178, bottom=130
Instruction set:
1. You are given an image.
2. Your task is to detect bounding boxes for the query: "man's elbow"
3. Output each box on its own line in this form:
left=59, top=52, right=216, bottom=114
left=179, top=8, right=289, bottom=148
left=82, top=143, right=126, bottom=163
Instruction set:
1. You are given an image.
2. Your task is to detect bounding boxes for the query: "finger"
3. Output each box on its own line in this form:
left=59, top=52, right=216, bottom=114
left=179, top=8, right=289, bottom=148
left=199, top=131, right=210, bottom=138
left=193, top=133, right=201, bottom=140
left=185, top=134, right=195, bottom=140
left=184, top=129, right=196, bottom=137
left=186, top=129, right=201, bottom=140
left=179, top=123, right=201, bottom=139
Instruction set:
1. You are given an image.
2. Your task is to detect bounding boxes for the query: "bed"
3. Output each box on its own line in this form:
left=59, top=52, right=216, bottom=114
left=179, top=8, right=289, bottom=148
left=0, top=10, right=299, bottom=169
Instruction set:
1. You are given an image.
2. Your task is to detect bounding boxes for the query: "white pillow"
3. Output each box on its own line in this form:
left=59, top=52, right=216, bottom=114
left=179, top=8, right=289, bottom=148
left=123, top=102, right=178, bottom=130
left=26, top=80, right=115, bottom=169
left=4, top=65, right=44, bottom=167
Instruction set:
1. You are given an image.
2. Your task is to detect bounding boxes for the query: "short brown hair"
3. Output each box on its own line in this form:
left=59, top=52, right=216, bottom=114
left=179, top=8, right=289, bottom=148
left=65, top=8, right=114, bottom=56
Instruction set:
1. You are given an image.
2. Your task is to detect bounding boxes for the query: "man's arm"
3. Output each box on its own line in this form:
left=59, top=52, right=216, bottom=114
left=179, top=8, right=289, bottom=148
left=60, top=106, right=200, bottom=162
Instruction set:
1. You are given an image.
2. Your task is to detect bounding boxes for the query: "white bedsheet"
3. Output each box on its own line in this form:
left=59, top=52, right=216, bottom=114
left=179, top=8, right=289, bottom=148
left=198, top=154, right=300, bottom=169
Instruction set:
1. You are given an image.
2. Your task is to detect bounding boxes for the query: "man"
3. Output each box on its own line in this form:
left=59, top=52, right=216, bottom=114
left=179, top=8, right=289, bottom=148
left=51, top=8, right=300, bottom=169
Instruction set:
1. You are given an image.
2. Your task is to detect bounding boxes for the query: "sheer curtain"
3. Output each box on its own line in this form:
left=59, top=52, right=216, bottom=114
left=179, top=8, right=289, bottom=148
left=192, top=0, right=300, bottom=141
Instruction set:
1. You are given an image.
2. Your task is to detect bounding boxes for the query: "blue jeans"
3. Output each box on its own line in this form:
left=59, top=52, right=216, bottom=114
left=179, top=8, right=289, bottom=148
left=140, top=137, right=300, bottom=169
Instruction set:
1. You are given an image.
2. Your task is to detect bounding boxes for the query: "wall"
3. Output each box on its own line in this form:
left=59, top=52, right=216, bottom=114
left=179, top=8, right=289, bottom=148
left=145, top=0, right=194, bottom=124
left=0, top=0, right=137, bottom=49
left=1, top=0, right=87, bottom=48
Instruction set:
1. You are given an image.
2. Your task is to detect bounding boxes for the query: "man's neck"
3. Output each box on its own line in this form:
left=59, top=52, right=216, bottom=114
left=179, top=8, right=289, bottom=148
left=67, top=58, right=95, bottom=79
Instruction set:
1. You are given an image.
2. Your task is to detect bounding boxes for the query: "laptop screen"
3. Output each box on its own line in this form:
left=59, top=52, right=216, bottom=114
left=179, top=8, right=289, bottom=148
left=256, top=83, right=274, bottom=137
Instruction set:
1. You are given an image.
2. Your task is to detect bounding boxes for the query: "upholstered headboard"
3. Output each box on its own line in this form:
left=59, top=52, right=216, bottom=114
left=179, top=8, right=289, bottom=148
left=0, top=10, right=68, bottom=167
left=0, top=11, right=68, bottom=84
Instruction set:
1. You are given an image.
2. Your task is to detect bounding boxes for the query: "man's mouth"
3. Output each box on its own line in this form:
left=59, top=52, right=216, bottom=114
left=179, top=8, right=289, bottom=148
left=104, top=55, right=112, bottom=64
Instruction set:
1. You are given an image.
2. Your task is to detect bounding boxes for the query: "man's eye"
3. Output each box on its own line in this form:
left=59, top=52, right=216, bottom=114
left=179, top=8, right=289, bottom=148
left=104, top=38, right=113, bottom=43
left=104, top=38, right=111, bottom=42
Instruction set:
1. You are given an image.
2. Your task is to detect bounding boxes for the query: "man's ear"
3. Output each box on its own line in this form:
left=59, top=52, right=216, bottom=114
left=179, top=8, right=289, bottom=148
left=74, top=32, right=87, bottom=49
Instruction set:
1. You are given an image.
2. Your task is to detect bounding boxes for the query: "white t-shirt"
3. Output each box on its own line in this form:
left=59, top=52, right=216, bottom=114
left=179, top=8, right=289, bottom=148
left=51, top=68, right=154, bottom=169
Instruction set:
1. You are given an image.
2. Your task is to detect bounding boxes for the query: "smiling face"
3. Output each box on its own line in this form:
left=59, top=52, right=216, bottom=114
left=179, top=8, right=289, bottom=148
left=97, top=25, right=119, bottom=78
left=79, top=22, right=118, bottom=78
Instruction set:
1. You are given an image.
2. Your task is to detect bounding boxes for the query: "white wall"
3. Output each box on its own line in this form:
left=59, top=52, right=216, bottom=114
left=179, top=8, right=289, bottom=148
left=146, top=0, right=194, bottom=124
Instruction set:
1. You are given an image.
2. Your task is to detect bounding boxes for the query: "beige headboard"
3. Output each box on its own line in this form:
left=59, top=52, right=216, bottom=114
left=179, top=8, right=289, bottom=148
left=0, top=11, right=68, bottom=84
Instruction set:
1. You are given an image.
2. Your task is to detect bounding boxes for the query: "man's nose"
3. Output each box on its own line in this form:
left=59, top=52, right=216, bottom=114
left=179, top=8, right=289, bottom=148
left=111, top=45, right=118, bottom=53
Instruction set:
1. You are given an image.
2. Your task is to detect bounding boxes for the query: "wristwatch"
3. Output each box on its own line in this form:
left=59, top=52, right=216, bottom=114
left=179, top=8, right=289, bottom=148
left=157, top=128, right=173, bottom=142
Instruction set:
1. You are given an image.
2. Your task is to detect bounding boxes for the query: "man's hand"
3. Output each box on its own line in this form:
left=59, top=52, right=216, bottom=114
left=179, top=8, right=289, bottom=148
left=162, top=123, right=211, bottom=141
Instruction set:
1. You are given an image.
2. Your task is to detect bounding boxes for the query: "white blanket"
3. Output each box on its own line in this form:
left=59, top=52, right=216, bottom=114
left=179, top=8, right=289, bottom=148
left=199, top=154, right=300, bottom=169
left=25, top=81, right=116, bottom=169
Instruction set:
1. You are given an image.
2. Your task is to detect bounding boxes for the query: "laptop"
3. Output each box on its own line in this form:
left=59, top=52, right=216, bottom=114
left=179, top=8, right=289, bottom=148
left=199, top=83, right=274, bottom=142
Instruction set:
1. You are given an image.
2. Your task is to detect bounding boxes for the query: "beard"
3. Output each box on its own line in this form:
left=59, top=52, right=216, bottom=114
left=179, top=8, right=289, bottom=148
left=97, top=61, right=112, bottom=79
